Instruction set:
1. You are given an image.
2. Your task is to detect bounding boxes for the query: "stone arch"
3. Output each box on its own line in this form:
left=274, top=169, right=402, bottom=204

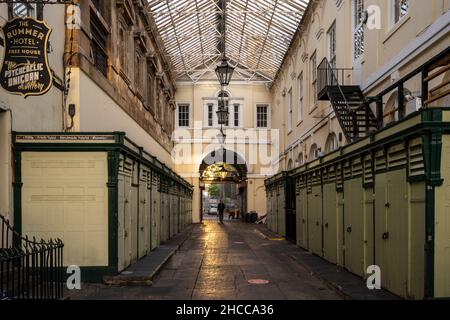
left=384, top=88, right=412, bottom=124
left=298, top=152, right=304, bottom=166
left=309, top=143, right=319, bottom=161
left=287, top=159, right=294, bottom=171
left=199, top=148, right=248, bottom=182
left=325, top=132, right=339, bottom=153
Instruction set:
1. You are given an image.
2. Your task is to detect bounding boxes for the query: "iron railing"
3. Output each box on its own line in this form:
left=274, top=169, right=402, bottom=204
left=317, top=57, right=353, bottom=99
left=0, top=215, right=64, bottom=300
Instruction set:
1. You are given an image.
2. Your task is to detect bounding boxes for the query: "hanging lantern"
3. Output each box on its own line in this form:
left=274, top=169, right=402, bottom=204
left=218, top=166, right=228, bottom=180
left=215, top=58, right=235, bottom=86
left=216, top=105, right=229, bottom=125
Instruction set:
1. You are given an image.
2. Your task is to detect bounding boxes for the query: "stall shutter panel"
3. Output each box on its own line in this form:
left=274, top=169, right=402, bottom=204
left=22, top=152, right=108, bottom=267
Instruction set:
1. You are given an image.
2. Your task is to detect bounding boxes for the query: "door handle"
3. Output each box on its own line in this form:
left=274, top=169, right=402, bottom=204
left=325, top=223, right=329, bottom=228
left=316, top=221, right=320, bottom=226
left=382, top=232, right=390, bottom=240
left=385, top=202, right=391, bottom=208
left=347, top=226, right=352, bottom=233
left=124, top=231, right=128, bottom=238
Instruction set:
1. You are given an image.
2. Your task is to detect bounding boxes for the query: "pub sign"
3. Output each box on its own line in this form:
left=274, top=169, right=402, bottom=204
left=0, top=17, right=53, bottom=97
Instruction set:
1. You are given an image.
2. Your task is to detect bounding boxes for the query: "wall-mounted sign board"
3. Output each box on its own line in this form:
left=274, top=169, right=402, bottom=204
left=0, top=17, right=53, bottom=97
left=15, top=135, right=117, bottom=144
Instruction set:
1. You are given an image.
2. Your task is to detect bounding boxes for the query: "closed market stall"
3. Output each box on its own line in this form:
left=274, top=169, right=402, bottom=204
left=265, top=109, right=450, bottom=299
left=14, top=132, right=193, bottom=282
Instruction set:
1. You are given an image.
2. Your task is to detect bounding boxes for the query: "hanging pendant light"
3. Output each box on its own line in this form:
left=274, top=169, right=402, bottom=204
left=215, top=58, right=235, bottom=86
left=215, top=0, right=234, bottom=87
left=218, top=165, right=228, bottom=180
left=217, top=102, right=229, bottom=126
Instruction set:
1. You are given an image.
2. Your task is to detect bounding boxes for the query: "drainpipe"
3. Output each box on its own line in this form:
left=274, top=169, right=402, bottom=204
left=0, top=106, right=13, bottom=223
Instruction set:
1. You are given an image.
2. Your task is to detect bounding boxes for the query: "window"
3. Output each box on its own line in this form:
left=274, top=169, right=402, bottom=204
left=90, top=11, right=109, bottom=77
left=208, top=104, right=214, bottom=127
left=147, top=70, right=156, bottom=114
left=325, top=133, right=339, bottom=153
left=178, top=104, right=190, bottom=127
left=288, top=89, right=293, bottom=131
left=392, top=0, right=409, bottom=25
left=256, top=104, right=269, bottom=128
left=328, top=22, right=337, bottom=69
left=234, top=104, right=240, bottom=127
left=353, top=0, right=365, bottom=60
left=298, top=153, right=304, bottom=166
left=118, top=28, right=128, bottom=74
left=310, top=52, right=317, bottom=105
left=135, top=53, right=144, bottom=93
left=287, top=159, right=294, bottom=171
left=309, top=144, right=319, bottom=161
left=298, top=72, right=304, bottom=122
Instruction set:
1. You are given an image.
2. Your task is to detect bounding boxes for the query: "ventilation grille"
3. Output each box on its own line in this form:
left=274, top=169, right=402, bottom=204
left=409, top=138, right=425, bottom=177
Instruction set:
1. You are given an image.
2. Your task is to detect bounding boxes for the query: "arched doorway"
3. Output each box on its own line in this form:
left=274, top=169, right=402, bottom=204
left=199, top=148, right=248, bottom=222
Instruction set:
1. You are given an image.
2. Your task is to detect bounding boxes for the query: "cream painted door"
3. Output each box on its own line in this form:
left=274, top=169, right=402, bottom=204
left=344, top=179, right=365, bottom=277
left=21, top=152, right=108, bottom=267
left=323, top=183, right=338, bottom=264
left=308, top=185, right=323, bottom=257
left=161, top=193, right=170, bottom=242
left=131, top=184, right=139, bottom=263
left=300, top=188, right=309, bottom=250
left=277, top=184, right=285, bottom=237
left=435, top=136, right=450, bottom=298
left=118, top=172, right=132, bottom=271
left=151, top=186, right=160, bottom=250
left=138, top=174, right=151, bottom=258
left=169, top=194, right=175, bottom=238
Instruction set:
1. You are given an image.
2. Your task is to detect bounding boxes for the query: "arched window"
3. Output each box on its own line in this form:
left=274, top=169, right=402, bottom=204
left=297, top=153, right=304, bottom=166
left=119, top=28, right=127, bottom=73
left=218, top=90, right=230, bottom=98
left=325, top=133, right=339, bottom=153
left=384, top=88, right=412, bottom=124
left=309, top=144, right=319, bottom=161
left=287, top=159, right=293, bottom=171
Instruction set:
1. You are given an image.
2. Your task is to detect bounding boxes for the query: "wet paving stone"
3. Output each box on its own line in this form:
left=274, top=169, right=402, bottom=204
left=66, top=221, right=343, bottom=300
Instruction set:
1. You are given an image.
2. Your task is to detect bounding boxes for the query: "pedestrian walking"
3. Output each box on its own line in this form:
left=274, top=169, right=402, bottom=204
left=228, top=206, right=235, bottom=220
left=218, top=200, right=225, bottom=224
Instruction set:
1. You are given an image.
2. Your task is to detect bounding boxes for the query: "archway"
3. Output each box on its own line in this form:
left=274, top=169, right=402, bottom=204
left=199, top=148, right=248, bottom=222
left=384, top=88, right=412, bottom=125
left=287, top=159, right=294, bottom=171
left=309, top=143, right=319, bottom=161
left=325, top=133, right=339, bottom=153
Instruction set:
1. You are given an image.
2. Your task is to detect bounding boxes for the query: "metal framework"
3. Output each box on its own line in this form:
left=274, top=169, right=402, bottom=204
left=147, top=0, right=310, bottom=83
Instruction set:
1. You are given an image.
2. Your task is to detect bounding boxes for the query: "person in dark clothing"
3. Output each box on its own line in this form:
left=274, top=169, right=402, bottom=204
left=218, top=200, right=226, bottom=224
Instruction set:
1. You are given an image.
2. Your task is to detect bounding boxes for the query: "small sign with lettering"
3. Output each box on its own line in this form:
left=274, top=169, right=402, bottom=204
left=0, top=17, right=53, bottom=97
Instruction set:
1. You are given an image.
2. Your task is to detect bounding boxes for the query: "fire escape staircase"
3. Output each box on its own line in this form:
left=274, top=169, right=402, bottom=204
left=317, top=58, right=379, bottom=142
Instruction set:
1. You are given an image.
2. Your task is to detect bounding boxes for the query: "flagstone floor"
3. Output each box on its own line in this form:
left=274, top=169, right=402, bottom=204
left=66, top=221, right=342, bottom=300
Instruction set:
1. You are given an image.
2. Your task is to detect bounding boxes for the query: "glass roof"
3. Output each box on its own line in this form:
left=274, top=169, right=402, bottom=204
left=147, top=0, right=310, bottom=83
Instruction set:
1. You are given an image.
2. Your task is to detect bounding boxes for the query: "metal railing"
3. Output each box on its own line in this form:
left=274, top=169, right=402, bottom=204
left=317, top=57, right=353, bottom=99
left=317, top=58, right=354, bottom=138
left=0, top=215, right=64, bottom=300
